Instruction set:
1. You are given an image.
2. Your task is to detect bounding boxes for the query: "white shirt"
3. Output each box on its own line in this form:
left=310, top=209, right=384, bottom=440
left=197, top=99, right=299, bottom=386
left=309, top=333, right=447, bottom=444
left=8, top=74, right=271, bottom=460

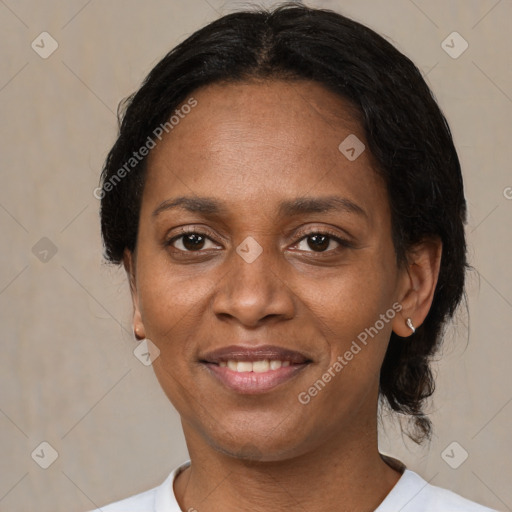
left=89, top=460, right=498, bottom=512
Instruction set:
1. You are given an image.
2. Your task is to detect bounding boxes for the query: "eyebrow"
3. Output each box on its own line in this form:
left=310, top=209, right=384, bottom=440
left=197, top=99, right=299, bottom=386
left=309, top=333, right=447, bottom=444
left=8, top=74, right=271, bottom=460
left=152, top=195, right=367, bottom=219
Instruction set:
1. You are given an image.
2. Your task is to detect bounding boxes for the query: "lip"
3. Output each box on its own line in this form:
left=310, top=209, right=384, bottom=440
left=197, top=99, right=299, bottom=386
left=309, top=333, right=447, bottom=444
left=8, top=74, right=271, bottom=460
left=200, top=344, right=310, bottom=364
left=200, top=344, right=312, bottom=394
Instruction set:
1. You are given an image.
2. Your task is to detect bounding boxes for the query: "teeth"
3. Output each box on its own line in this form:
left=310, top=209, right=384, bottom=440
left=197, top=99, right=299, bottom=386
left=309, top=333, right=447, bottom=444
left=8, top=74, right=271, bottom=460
left=252, top=360, right=269, bottom=373
left=237, top=361, right=253, bottom=372
left=220, top=359, right=292, bottom=372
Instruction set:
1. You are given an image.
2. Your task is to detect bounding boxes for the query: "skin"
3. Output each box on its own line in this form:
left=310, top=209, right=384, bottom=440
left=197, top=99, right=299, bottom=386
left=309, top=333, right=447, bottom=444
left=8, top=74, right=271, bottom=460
left=124, top=79, right=442, bottom=512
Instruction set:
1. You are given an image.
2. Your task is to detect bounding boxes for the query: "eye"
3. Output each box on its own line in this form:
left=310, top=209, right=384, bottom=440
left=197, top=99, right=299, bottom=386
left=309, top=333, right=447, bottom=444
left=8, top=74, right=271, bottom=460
left=294, top=231, right=351, bottom=253
left=166, top=229, right=221, bottom=252
left=165, top=227, right=352, bottom=254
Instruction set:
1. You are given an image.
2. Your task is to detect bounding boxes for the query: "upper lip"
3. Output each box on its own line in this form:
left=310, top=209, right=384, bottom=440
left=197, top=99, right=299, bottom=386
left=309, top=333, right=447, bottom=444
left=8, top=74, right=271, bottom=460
left=200, top=345, right=311, bottom=364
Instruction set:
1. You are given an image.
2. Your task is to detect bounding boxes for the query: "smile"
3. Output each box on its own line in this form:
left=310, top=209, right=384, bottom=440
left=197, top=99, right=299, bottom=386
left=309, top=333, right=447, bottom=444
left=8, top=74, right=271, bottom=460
left=220, top=359, right=291, bottom=372
left=200, top=345, right=312, bottom=394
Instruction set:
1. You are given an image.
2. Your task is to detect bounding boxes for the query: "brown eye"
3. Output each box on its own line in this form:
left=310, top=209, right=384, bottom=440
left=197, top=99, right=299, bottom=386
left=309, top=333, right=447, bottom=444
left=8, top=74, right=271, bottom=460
left=181, top=233, right=206, bottom=251
left=295, top=232, right=348, bottom=253
left=305, top=234, right=330, bottom=252
left=167, top=230, right=221, bottom=252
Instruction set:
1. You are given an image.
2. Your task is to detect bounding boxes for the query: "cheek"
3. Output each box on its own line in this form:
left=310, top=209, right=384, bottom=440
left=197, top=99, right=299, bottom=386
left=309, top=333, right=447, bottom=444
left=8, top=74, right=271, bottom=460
left=307, top=256, right=394, bottom=329
left=135, top=252, right=222, bottom=387
left=136, top=235, right=203, bottom=323
left=294, top=275, right=397, bottom=425
left=135, top=262, right=209, bottom=411
left=138, top=270, right=206, bottom=342
left=300, top=252, right=397, bottom=377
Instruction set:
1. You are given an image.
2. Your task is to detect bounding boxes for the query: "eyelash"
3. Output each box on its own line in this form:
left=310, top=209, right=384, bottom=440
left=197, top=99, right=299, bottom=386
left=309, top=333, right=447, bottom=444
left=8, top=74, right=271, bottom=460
left=165, top=226, right=353, bottom=255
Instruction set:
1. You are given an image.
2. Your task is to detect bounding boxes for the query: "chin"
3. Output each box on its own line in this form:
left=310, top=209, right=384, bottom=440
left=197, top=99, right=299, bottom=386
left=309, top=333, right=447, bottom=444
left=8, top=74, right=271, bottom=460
left=196, top=412, right=319, bottom=463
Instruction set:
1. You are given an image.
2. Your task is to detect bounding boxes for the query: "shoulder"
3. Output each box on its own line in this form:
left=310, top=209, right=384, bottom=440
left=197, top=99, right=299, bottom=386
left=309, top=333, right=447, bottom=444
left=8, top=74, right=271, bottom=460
left=86, top=485, right=159, bottom=512
left=85, top=462, right=189, bottom=512
left=418, top=477, right=498, bottom=512
left=377, top=469, right=499, bottom=512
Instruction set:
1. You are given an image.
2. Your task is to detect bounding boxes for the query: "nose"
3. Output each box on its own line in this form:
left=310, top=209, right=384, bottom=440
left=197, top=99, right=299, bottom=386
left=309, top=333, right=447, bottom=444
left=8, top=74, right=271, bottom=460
left=211, top=243, right=296, bottom=328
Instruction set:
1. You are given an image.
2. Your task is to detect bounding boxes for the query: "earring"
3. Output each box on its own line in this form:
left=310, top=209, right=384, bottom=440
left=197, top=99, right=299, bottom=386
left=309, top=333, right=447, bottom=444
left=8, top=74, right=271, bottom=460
left=406, top=318, right=415, bottom=334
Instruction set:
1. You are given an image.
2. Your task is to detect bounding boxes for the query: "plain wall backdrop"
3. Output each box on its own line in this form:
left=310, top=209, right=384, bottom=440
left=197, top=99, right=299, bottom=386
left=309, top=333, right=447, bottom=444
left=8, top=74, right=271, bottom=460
left=0, top=0, right=511, bottom=510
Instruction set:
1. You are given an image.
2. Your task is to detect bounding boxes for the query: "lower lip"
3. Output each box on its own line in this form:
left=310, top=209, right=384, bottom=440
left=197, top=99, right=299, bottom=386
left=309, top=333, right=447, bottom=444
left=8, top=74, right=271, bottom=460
left=204, top=363, right=308, bottom=394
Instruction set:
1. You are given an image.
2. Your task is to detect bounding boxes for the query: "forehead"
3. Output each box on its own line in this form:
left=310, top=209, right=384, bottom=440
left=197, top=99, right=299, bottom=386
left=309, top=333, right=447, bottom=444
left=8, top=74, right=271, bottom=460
left=142, top=79, right=387, bottom=224
left=149, top=79, right=363, bottom=159
left=146, top=80, right=364, bottom=165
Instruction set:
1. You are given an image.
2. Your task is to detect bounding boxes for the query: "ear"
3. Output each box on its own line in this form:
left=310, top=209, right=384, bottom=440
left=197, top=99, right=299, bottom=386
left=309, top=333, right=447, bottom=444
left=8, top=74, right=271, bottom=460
left=392, top=237, right=442, bottom=337
left=123, top=248, right=146, bottom=340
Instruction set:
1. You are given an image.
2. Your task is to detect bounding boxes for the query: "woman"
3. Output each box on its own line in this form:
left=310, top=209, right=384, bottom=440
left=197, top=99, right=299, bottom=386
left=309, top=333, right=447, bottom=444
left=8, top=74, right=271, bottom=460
left=91, top=4, right=497, bottom=511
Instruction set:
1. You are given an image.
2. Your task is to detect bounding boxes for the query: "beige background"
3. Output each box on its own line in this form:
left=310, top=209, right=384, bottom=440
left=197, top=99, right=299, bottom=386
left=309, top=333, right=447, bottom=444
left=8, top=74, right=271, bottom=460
left=0, top=0, right=511, bottom=510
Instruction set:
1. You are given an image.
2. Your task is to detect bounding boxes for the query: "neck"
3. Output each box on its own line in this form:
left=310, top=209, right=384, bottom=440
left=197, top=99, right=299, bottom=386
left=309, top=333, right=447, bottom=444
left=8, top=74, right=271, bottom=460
left=174, top=421, right=402, bottom=512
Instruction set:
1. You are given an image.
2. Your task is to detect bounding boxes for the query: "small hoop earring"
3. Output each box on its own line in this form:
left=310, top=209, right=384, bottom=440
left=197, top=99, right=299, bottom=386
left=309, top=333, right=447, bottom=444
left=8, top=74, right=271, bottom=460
left=406, top=318, right=415, bottom=334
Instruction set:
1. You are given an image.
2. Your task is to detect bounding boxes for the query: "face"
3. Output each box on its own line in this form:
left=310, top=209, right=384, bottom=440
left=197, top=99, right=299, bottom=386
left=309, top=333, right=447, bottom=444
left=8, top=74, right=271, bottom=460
left=126, top=80, right=411, bottom=461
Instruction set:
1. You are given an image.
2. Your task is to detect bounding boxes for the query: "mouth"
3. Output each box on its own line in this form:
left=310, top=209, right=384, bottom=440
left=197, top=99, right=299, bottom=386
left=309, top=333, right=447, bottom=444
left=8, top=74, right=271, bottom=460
left=199, top=345, right=312, bottom=394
